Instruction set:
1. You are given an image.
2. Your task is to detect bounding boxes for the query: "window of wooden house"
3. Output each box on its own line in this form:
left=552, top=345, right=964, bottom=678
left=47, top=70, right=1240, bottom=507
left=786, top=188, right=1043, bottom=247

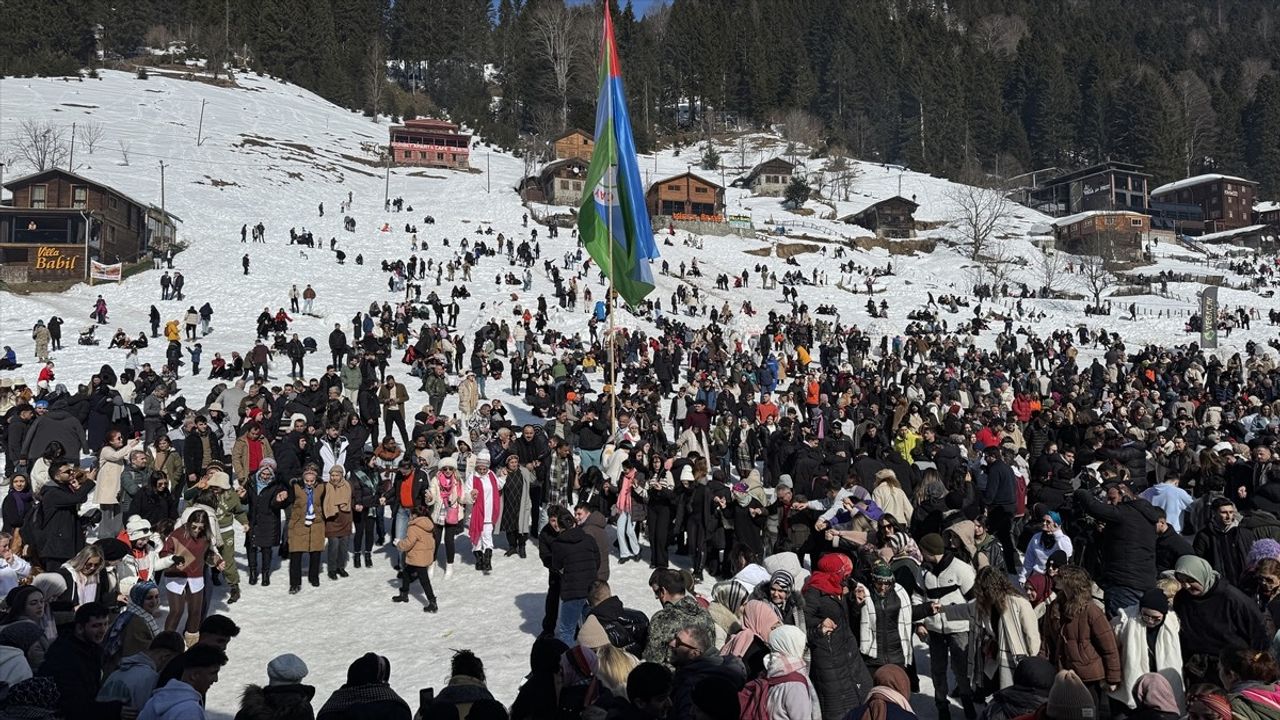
left=668, top=184, right=681, bottom=191
left=559, top=179, right=570, bottom=190
left=72, top=186, right=87, bottom=208
left=1104, top=215, right=1116, bottom=226
left=436, top=153, right=445, bottom=161
left=109, top=195, right=119, bottom=210
left=694, top=186, right=708, bottom=194
left=30, top=185, right=47, bottom=208
left=1130, top=218, right=1142, bottom=227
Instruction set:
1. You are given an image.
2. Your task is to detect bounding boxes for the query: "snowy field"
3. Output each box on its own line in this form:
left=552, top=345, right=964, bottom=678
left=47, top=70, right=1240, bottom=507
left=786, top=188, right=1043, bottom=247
left=1, top=70, right=1278, bottom=716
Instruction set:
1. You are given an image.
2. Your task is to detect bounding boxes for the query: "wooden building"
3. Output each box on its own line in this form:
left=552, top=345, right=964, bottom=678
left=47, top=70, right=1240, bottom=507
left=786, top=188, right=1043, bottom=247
left=1050, top=210, right=1148, bottom=261
left=837, top=196, right=919, bottom=239
left=389, top=118, right=471, bottom=169
left=734, top=157, right=795, bottom=197
left=519, top=158, right=589, bottom=206
left=0, top=169, right=174, bottom=283
left=1196, top=223, right=1278, bottom=249
left=553, top=129, right=594, bottom=162
left=1257, top=201, right=1280, bottom=227
left=1027, top=160, right=1151, bottom=216
left=1150, top=173, right=1257, bottom=234
left=646, top=172, right=725, bottom=220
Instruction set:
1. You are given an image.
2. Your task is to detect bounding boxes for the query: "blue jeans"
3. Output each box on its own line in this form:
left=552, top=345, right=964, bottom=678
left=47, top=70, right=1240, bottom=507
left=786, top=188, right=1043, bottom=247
left=392, top=508, right=411, bottom=565
left=617, top=512, right=640, bottom=559
left=557, top=598, right=588, bottom=646
left=1104, top=584, right=1144, bottom=617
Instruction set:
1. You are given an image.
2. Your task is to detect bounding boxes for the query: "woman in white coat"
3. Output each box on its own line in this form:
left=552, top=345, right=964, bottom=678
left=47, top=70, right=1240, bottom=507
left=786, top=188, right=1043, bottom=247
left=941, top=566, right=1041, bottom=692
left=1110, top=588, right=1184, bottom=712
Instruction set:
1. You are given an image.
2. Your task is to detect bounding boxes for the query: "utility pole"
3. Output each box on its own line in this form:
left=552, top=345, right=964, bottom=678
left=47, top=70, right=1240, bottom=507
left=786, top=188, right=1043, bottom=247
left=486, top=152, right=491, bottom=194
left=159, top=161, right=167, bottom=251
left=383, top=153, right=390, bottom=208
left=69, top=122, right=76, bottom=169
left=196, top=100, right=206, bottom=146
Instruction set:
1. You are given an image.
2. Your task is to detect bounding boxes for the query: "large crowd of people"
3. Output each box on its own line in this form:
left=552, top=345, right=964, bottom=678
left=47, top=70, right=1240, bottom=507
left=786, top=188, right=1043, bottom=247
left=2, top=188, right=1280, bottom=720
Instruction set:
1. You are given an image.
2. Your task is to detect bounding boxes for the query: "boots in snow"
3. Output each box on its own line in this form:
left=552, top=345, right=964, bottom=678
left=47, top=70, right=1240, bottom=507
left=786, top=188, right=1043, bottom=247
left=227, top=586, right=241, bottom=604
left=249, top=570, right=259, bottom=586
left=444, top=563, right=454, bottom=579
left=363, top=552, right=373, bottom=568
left=183, top=632, right=200, bottom=649
left=425, top=599, right=438, bottom=613
left=517, top=536, right=528, bottom=559
left=353, top=554, right=362, bottom=568
left=483, top=549, right=493, bottom=575
left=261, top=570, right=271, bottom=587
left=392, top=591, right=409, bottom=603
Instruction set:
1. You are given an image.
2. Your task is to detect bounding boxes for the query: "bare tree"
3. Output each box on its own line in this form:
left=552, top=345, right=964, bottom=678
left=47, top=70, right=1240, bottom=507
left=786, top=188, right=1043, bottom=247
left=949, top=183, right=1012, bottom=260
left=823, top=152, right=859, bottom=201
left=972, top=14, right=1028, bottom=56
left=78, top=121, right=106, bottom=155
left=118, top=139, right=131, bottom=166
left=1174, top=70, right=1215, bottom=176
left=1037, top=248, right=1066, bottom=294
left=15, top=120, right=68, bottom=172
left=981, top=239, right=1019, bottom=291
left=363, top=32, right=387, bottom=120
left=1076, top=253, right=1113, bottom=307
left=529, top=2, right=586, bottom=134
left=778, top=108, right=823, bottom=151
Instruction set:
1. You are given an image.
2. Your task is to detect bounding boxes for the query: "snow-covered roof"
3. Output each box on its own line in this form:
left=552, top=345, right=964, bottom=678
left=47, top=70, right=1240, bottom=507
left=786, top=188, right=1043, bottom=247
left=1150, top=173, right=1256, bottom=197
left=1256, top=201, right=1280, bottom=214
left=1050, top=210, right=1142, bottom=227
left=1196, top=224, right=1272, bottom=243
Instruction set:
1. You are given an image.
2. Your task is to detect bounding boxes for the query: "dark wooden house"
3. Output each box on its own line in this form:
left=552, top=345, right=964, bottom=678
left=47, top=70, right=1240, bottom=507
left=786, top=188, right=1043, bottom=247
left=1150, top=173, right=1257, bottom=234
left=1028, top=160, right=1151, bottom=216
left=838, top=196, right=919, bottom=239
left=646, top=172, right=725, bottom=219
left=519, top=158, right=590, bottom=206
left=1257, top=201, right=1280, bottom=227
left=0, top=168, right=172, bottom=283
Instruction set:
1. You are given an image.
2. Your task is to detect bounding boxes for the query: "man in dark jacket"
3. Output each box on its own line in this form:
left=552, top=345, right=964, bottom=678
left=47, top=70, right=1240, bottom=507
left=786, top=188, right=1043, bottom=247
left=584, top=580, right=650, bottom=655
left=34, top=461, right=96, bottom=569
left=19, top=406, right=85, bottom=465
left=550, top=507, right=600, bottom=646
left=979, top=444, right=1019, bottom=573
left=4, top=403, right=34, bottom=477
left=1154, top=508, right=1193, bottom=573
left=38, top=602, right=121, bottom=720
left=1074, top=480, right=1162, bottom=615
left=574, top=503, right=610, bottom=582
left=668, top=624, right=746, bottom=720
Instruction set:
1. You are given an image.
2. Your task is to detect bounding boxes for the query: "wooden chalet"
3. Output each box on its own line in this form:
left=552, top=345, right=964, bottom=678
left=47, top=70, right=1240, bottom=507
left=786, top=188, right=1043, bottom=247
left=0, top=168, right=176, bottom=283
left=837, top=196, right=919, bottom=239
left=734, top=157, right=795, bottom=197
left=1050, top=210, right=1148, bottom=261
left=553, top=129, right=594, bottom=162
left=519, top=158, right=590, bottom=206
left=1150, top=173, right=1257, bottom=234
left=646, top=172, right=725, bottom=221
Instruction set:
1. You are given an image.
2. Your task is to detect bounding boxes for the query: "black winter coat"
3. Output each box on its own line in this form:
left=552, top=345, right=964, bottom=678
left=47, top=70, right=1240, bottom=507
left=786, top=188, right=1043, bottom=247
left=669, top=653, right=746, bottom=720
left=551, top=525, right=600, bottom=601
left=132, top=486, right=180, bottom=528
left=247, top=478, right=294, bottom=548
left=803, top=586, right=871, bottom=720
left=235, top=683, right=317, bottom=720
left=1073, top=491, right=1160, bottom=590
left=37, top=633, right=120, bottom=720
left=1173, top=576, right=1269, bottom=657
left=32, top=480, right=96, bottom=562
left=586, top=596, right=650, bottom=655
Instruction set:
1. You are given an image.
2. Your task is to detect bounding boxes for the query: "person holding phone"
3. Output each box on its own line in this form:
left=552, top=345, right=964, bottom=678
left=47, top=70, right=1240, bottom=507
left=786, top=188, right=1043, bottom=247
left=97, top=430, right=144, bottom=540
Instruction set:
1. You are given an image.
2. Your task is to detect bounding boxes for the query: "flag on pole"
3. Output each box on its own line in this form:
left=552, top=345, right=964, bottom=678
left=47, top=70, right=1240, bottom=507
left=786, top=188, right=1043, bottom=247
left=578, top=2, right=658, bottom=307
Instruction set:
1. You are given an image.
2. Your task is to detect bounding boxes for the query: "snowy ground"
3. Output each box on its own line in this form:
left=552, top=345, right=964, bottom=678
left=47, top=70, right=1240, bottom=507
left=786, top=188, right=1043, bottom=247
left=1, top=71, right=1278, bottom=716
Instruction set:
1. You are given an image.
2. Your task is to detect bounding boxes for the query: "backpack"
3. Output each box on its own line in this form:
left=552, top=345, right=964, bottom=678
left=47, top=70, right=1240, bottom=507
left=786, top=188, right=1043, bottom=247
left=738, top=671, right=807, bottom=720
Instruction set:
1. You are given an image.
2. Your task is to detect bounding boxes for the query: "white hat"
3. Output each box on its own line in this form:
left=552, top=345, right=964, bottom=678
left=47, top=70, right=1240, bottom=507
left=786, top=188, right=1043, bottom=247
left=1213, top=440, right=1235, bottom=454
left=475, top=450, right=491, bottom=466
left=439, top=456, right=457, bottom=469
left=290, top=413, right=308, bottom=426
left=207, top=471, right=232, bottom=490
left=679, top=465, right=693, bottom=482
left=126, top=516, right=152, bottom=541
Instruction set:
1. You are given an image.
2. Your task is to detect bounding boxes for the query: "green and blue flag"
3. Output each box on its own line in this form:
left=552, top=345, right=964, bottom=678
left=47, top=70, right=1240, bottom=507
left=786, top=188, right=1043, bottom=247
left=578, top=2, right=658, bottom=307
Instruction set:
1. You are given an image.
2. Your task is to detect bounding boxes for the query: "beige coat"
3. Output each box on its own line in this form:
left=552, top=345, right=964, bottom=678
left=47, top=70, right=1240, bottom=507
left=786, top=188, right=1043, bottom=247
left=95, top=440, right=140, bottom=506
left=457, top=378, right=480, bottom=417
left=946, top=594, right=1041, bottom=688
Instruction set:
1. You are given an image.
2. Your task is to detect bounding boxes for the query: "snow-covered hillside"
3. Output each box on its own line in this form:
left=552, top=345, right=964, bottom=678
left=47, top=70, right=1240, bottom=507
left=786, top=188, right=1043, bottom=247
left=0, top=70, right=1276, bottom=717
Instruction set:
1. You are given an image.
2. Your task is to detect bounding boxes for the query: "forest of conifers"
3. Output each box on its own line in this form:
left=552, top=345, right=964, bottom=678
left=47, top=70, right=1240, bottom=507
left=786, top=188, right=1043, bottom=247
left=4, top=0, right=1279, bottom=194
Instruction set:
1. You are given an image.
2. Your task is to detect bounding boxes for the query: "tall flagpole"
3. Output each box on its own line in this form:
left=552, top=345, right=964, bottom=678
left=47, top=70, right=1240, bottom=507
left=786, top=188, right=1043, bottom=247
left=604, top=2, right=618, bottom=436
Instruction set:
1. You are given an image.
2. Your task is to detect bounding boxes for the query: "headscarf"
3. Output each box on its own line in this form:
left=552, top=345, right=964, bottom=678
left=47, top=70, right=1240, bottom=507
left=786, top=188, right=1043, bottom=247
left=805, top=553, right=852, bottom=597
left=1025, top=572, right=1054, bottom=608
left=722, top=599, right=781, bottom=658
left=1174, top=555, right=1218, bottom=592
left=859, top=665, right=914, bottom=720
left=1186, top=689, right=1232, bottom=720
left=711, top=580, right=751, bottom=614
left=102, top=580, right=161, bottom=659
left=7, top=482, right=32, bottom=520
left=766, top=624, right=809, bottom=676
left=1133, top=673, right=1179, bottom=714
left=29, top=574, right=65, bottom=641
